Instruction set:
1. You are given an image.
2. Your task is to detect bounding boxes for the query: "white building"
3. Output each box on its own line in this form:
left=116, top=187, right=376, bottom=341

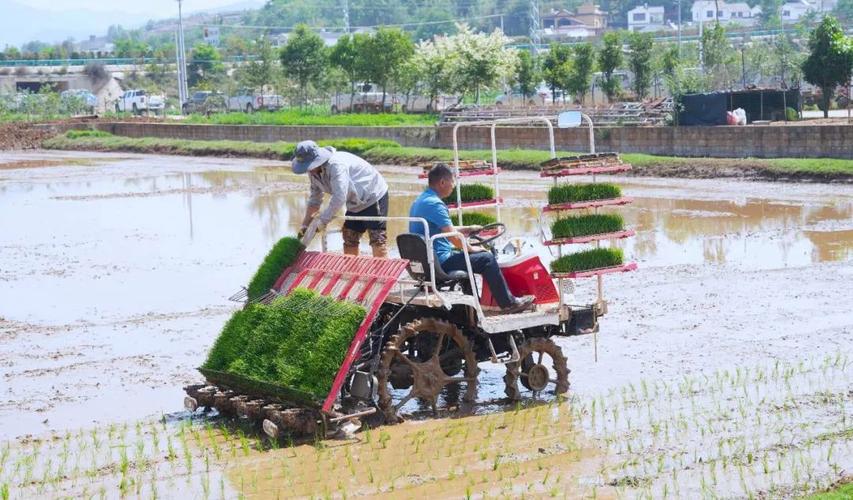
left=627, top=4, right=667, bottom=32
left=691, top=0, right=761, bottom=26
left=781, top=0, right=821, bottom=21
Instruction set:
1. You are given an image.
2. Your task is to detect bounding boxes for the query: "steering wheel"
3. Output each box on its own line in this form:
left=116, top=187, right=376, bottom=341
left=467, top=223, right=506, bottom=247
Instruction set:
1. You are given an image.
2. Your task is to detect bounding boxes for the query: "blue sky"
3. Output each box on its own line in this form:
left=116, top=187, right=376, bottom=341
left=0, top=0, right=265, bottom=47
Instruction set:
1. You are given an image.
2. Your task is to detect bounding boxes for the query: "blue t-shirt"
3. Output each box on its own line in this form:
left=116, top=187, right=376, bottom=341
left=409, top=187, right=455, bottom=264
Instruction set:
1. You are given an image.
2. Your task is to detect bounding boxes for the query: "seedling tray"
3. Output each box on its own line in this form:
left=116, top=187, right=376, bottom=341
left=419, top=167, right=500, bottom=179
left=543, top=197, right=634, bottom=212
left=199, top=368, right=320, bottom=409
left=540, top=164, right=632, bottom=177
left=551, top=262, right=638, bottom=279
left=543, top=229, right=636, bottom=245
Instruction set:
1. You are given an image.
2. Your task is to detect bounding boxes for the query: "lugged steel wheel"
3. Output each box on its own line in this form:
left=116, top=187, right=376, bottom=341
left=504, top=337, right=570, bottom=400
left=377, top=318, right=478, bottom=423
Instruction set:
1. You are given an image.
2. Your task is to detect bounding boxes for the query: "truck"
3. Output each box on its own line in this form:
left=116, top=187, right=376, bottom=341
left=115, top=89, right=165, bottom=115
left=227, top=89, right=285, bottom=113
left=182, top=91, right=227, bottom=115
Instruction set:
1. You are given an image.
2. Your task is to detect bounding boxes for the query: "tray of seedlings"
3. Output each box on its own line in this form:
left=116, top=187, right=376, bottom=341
left=540, top=152, right=631, bottom=177
left=549, top=247, right=638, bottom=279
left=418, top=159, right=499, bottom=178
left=543, top=183, right=634, bottom=212
left=443, top=183, right=502, bottom=209
left=543, top=213, right=636, bottom=245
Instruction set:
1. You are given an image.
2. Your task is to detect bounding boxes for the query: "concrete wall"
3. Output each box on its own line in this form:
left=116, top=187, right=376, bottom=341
left=98, top=122, right=439, bottom=148
left=95, top=122, right=853, bottom=159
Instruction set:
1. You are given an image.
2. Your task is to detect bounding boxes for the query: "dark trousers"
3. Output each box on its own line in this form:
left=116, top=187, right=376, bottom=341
left=441, top=251, right=514, bottom=308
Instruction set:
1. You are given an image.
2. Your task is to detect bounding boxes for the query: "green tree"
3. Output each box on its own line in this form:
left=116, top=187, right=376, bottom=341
left=627, top=32, right=653, bottom=99
left=598, top=31, right=623, bottom=102
left=445, top=26, right=517, bottom=103
left=701, top=23, right=730, bottom=69
left=567, top=43, right=595, bottom=104
left=241, top=37, right=277, bottom=90
left=188, top=43, right=224, bottom=88
left=279, top=24, right=328, bottom=106
left=802, top=15, right=853, bottom=117
left=361, top=28, right=414, bottom=107
left=759, top=0, right=783, bottom=28
left=514, top=51, right=539, bottom=99
left=330, top=33, right=369, bottom=109
left=542, top=43, right=572, bottom=103
left=413, top=35, right=455, bottom=109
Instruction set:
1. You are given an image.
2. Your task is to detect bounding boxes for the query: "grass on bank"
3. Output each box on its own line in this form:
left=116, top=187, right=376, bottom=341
left=184, top=108, right=439, bottom=127
left=550, top=248, right=624, bottom=273
left=551, top=214, right=625, bottom=239
left=44, top=130, right=400, bottom=160
left=44, top=132, right=853, bottom=178
left=806, top=480, right=853, bottom=499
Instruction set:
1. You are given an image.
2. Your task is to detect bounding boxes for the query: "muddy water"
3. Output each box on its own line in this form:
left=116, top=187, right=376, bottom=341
left=0, top=150, right=851, bottom=442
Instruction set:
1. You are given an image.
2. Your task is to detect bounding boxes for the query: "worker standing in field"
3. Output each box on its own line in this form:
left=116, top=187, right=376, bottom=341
left=293, top=140, right=390, bottom=258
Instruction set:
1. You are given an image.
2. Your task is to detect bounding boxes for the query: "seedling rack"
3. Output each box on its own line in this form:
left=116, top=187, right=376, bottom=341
left=538, top=113, right=637, bottom=343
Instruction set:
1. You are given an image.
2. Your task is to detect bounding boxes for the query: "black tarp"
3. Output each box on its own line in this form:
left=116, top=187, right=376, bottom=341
left=677, top=89, right=802, bottom=126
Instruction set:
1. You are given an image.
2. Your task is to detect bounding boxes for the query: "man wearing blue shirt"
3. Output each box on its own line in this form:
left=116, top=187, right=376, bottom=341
left=409, top=164, right=535, bottom=315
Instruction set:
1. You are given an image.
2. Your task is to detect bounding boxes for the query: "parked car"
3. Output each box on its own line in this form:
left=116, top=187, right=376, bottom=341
left=227, top=89, right=284, bottom=113
left=60, top=89, right=97, bottom=114
left=399, top=94, right=458, bottom=113
left=115, top=89, right=165, bottom=115
left=183, top=91, right=227, bottom=115
left=331, top=84, right=395, bottom=113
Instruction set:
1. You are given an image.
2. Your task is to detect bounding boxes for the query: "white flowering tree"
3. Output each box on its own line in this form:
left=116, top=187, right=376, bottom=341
left=414, top=24, right=519, bottom=105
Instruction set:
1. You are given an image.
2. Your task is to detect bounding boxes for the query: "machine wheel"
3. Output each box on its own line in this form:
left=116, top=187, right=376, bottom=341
left=377, top=318, right=478, bottom=424
left=503, top=337, right=569, bottom=400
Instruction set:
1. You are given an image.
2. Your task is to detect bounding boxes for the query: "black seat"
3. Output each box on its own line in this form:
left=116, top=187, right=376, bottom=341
left=397, top=233, right=469, bottom=291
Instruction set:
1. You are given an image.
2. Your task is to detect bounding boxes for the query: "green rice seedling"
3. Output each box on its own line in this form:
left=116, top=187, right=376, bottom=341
left=460, top=211, right=497, bottom=226
left=551, top=248, right=624, bottom=273
left=203, top=289, right=366, bottom=398
left=244, top=236, right=304, bottom=302
left=548, top=183, right=622, bottom=205
left=442, top=183, right=494, bottom=204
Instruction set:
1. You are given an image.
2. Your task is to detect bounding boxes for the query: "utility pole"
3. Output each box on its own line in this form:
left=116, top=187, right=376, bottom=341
left=343, top=0, right=350, bottom=34
left=529, top=0, right=540, bottom=55
left=677, top=0, right=682, bottom=57
left=176, top=0, right=189, bottom=109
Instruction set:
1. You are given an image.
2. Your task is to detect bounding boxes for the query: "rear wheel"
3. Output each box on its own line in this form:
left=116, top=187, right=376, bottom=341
left=504, top=337, right=569, bottom=400
left=377, top=318, right=478, bottom=423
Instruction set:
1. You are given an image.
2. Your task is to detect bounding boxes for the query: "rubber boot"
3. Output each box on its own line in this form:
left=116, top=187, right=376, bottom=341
left=371, top=243, right=389, bottom=259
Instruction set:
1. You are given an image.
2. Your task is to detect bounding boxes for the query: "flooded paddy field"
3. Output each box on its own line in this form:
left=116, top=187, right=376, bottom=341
left=0, top=150, right=851, bottom=498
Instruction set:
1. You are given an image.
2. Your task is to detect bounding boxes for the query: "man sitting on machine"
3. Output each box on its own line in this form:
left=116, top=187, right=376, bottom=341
left=409, top=164, right=535, bottom=315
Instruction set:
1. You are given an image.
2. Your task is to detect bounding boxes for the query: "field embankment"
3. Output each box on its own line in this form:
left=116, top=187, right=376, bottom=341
left=42, top=130, right=853, bottom=182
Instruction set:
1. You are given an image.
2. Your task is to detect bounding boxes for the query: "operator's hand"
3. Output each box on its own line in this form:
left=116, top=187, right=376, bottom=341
left=297, top=226, right=308, bottom=239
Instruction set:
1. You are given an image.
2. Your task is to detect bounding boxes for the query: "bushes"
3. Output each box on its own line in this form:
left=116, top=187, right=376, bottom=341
left=246, top=237, right=304, bottom=301
left=551, top=248, right=624, bottom=273
left=460, top=212, right=497, bottom=226
left=443, top=183, right=494, bottom=204
left=548, top=183, right=622, bottom=205
left=65, top=129, right=113, bottom=139
left=551, top=214, right=624, bottom=239
left=202, top=289, right=366, bottom=398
